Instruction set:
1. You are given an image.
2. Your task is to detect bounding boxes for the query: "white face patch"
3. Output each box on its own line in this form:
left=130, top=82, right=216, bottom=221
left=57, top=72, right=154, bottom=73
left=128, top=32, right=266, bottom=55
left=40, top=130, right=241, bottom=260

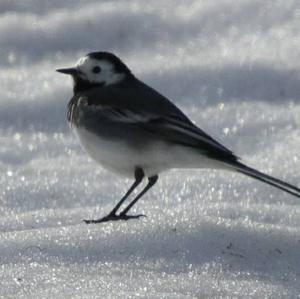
left=75, top=56, right=126, bottom=86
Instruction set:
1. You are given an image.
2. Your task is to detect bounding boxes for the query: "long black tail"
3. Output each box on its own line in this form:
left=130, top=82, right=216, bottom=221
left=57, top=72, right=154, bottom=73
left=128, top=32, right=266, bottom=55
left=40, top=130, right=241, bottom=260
left=231, top=161, right=300, bottom=198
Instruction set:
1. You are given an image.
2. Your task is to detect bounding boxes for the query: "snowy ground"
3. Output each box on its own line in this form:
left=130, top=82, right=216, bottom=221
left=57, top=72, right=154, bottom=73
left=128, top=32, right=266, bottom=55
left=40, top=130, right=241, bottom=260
left=1, top=1, right=300, bottom=298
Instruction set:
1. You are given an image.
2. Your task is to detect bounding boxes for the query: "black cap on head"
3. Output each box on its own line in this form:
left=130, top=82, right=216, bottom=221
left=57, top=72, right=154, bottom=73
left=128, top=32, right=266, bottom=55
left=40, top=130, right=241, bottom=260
left=87, top=52, right=132, bottom=76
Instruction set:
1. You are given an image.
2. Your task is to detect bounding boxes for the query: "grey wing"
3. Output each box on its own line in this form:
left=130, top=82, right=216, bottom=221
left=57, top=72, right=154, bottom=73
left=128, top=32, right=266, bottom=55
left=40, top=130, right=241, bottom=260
left=92, top=104, right=238, bottom=163
left=139, top=114, right=238, bottom=162
left=80, top=82, right=238, bottom=162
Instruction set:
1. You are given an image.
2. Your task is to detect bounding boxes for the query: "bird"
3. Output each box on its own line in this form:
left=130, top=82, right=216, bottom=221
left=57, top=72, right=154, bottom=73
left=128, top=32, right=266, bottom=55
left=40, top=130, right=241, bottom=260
left=57, top=51, right=300, bottom=224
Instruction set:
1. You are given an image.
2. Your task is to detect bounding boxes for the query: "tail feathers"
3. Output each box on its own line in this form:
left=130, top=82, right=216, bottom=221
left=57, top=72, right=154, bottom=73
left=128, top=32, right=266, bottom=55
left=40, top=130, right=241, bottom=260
left=233, top=162, right=300, bottom=199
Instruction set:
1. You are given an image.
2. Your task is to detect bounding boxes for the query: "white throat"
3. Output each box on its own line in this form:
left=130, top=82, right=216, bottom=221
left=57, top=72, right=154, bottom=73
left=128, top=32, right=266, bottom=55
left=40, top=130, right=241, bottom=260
left=76, top=56, right=126, bottom=86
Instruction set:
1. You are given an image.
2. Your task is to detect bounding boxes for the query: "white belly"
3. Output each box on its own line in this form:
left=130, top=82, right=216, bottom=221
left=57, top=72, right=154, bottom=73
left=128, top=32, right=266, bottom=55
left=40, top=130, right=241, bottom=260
left=75, top=126, right=168, bottom=177
left=74, top=127, right=227, bottom=178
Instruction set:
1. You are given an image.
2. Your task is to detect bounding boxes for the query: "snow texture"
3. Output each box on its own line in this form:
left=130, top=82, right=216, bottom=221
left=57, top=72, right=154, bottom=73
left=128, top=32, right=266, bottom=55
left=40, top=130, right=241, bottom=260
left=1, top=1, right=300, bottom=298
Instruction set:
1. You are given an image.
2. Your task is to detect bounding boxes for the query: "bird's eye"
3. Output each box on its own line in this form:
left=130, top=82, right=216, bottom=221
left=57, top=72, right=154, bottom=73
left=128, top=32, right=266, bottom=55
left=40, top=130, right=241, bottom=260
left=92, top=66, right=101, bottom=74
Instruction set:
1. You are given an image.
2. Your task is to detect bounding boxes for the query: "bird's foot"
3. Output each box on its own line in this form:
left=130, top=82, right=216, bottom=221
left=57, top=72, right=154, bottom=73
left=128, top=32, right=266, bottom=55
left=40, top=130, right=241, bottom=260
left=83, top=212, right=146, bottom=224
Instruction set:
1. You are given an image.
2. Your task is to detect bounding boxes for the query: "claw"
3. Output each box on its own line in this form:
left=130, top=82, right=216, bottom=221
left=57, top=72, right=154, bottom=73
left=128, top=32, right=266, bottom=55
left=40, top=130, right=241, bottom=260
left=83, top=213, right=146, bottom=224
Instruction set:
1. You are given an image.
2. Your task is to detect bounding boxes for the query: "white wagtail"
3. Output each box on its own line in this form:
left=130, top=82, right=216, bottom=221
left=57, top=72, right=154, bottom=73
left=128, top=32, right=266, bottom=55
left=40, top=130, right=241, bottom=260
left=57, top=52, right=300, bottom=224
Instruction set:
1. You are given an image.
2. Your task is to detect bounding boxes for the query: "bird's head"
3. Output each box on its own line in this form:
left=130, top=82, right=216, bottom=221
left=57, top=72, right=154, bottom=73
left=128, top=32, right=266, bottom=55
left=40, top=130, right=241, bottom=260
left=57, top=52, right=133, bottom=93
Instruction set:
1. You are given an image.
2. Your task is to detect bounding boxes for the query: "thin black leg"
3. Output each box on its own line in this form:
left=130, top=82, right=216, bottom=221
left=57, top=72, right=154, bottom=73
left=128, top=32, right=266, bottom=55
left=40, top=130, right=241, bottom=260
left=119, top=175, right=158, bottom=217
left=83, top=168, right=144, bottom=224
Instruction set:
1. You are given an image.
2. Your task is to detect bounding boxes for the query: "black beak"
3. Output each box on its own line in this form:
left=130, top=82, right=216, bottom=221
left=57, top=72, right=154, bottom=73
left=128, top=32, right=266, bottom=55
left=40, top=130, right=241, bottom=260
left=56, top=67, right=78, bottom=75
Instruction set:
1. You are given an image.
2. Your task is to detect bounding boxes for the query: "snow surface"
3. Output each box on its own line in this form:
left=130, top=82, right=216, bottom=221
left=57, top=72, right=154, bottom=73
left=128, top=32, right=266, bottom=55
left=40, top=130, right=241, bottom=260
left=1, top=1, right=300, bottom=298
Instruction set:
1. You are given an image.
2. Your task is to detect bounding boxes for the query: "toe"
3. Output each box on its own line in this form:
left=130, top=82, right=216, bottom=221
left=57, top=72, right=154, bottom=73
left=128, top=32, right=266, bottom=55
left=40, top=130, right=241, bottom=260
left=83, top=213, right=146, bottom=224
